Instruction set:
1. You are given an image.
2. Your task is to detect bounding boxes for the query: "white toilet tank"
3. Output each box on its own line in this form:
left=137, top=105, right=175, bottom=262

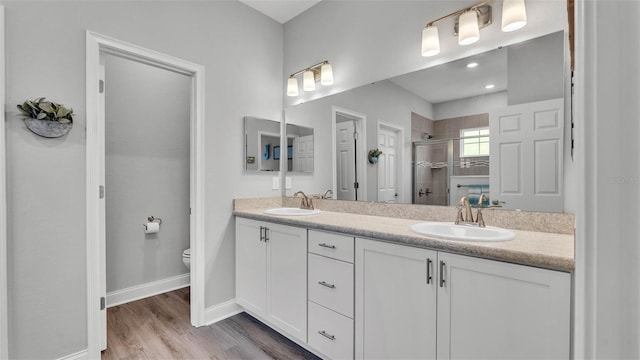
left=182, top=248, right=191, bottom=270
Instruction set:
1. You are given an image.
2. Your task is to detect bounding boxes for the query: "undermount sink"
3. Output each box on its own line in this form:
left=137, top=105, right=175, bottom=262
left=263, top=207, right=321, bottom=216
left=410, top=222, right=516, bottom=242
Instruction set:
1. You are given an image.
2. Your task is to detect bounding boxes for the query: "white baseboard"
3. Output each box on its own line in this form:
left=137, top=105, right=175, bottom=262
left=204, top=300, right=242, bottom=325
left=56, top=349, right=89, bottom=360
left=107, top=274, right=190, bottom=308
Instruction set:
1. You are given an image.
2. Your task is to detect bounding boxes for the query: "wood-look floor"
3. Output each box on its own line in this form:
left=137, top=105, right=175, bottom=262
left=102, top=287, right=320, bottom=360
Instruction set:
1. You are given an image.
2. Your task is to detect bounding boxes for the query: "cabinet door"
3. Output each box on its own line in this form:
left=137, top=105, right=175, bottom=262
left=266, top=222, right=308, bottom=342
left=235, top=218, right=266, bottom=317
left=355, top=238, right=437, bottom=360
left=437, top=252, right=571, bottom=360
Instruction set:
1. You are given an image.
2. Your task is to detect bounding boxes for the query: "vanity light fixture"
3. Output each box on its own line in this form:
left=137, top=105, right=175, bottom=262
left=421, top=0, right=527, bottom=57
left=287, top=60, right=334, bottom=97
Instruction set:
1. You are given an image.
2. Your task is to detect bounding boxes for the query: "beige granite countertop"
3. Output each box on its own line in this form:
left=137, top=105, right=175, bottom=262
left=233, top=207, right=575, bottom=272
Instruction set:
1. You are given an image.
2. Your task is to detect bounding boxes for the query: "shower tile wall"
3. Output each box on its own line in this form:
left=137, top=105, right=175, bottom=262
left=434, top=113, right=490, bottom=176
left=412, top=113, right=448, bottom=205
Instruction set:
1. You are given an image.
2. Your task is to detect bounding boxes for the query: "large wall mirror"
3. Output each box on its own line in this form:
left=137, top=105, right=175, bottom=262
left=244, top=116, right=314, bottom=173
left=284, top=30, right=569, bottom=212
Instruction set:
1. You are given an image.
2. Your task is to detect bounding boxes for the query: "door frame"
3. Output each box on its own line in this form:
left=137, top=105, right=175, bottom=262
left=0, top=5, right=8, bottom=360
left=376, top=121, right=404, bottom=203
left=332, top=106, right=367, bottom=201
left=85, top=31, right=206, bottom=357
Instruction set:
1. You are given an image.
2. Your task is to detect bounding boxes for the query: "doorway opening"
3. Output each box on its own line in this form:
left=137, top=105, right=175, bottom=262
left=86, top=31, right=205, bottom=357
left=332, top=107, right=367, bottom=201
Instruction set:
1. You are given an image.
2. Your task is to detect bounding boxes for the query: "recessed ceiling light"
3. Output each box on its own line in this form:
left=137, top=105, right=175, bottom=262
left=466, top=62, right=479, bottom=68
left=485, top=84, right=495, bottom=89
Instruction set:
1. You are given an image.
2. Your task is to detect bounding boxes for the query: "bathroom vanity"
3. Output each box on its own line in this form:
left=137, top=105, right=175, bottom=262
left=234, top=199, right=573, bottom=360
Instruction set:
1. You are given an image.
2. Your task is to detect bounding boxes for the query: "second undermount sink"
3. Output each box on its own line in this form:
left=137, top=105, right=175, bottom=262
left=263, top=207, right=321, bottom=216
left=410, top=222, right=516, bottom=242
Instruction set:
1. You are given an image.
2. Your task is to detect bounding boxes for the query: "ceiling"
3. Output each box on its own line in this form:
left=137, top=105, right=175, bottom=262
left=238, top=0, right=321, bottom=24
left=388, top=47, right=508, bottom=104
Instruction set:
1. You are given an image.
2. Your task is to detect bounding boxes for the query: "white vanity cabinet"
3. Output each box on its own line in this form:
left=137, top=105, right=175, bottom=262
left=235, top=218, right=308, bottom=343
left=436, top=252, right=571, bottom=359
left=307, top=230, right=355, bottom=359
left=355, top=238, right=571, bottom=360
left=355, top=238, right=438, bottom=359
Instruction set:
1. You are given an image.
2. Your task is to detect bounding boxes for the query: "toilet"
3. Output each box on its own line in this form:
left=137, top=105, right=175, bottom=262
left=182, top=248, right=191, bottom=270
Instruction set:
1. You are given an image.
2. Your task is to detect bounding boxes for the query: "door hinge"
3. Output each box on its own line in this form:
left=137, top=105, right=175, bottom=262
left=353, top=131, right=358, bottom=140
left=354, top=181, right=359, bottom=189
left=100, top=297, right=106, bottom=310
left=99, top=79, right=104, bottom=94
left=99, top=185, right=105, bottom=199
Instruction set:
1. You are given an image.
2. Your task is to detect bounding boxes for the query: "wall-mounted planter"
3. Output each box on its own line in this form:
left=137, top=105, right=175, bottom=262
left=24, top=118, right=72, bottom=138
left=368, top=148, right=382, bottom=164
left=18, top=98, right=74, bottom=138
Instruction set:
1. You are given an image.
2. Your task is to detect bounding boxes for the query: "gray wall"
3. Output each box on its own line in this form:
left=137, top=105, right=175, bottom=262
left=4, top=1, right=283, bottom=358
left=104, top=54, right=190, bottom=293
left=507, top=31, right=564, bottom=105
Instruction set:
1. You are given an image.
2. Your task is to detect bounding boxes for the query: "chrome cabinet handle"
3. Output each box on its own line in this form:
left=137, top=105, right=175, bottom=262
left=264, top=227, right=269, bottom=242
left=426, top=258, right=433, bottom=284
left=259, top=226, right=264, bottom=242
left=318, top=330, right=336, bottom=341
left=318, top=243, right=336, bottom=249
left=439, top=261, right=446, bottom=288
left=318, top=281, right=336, bottom=289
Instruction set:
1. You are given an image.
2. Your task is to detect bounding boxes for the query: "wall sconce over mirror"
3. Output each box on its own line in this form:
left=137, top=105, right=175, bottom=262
left=422, top=0, right=527, bottom=57
left=287, top=60, right=334, bottom=97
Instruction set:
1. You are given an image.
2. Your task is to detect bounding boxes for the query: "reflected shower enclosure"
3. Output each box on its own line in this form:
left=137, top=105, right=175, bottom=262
left=413, top=140, right=451, bottom=206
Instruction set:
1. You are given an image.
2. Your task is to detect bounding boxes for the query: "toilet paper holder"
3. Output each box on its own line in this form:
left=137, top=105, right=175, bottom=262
left=147, top=216, right=163, bottom=225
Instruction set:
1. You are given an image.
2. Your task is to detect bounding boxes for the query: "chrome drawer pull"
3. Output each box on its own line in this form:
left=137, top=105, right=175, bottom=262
left=318, top=281, right=336, bottom=289
left=318, top=330, right=336, bottom=341
left=318, top=243, right=336, bottom=249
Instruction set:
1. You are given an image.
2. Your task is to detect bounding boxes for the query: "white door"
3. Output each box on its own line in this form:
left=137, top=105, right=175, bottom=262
left=235, top=218, right=267, bottom=317
left=293, top=135, right=314, bottom=172
left=489, top=98, right=564, bottom=212
left=377, top=125, right=400, bottom=203
left=437, top=252, right=571, bottom=359
left=336, top=120, right=357, bottom=200
left=355, top=238, right=437, bottom=359
left=266, top=223, right=308, bottom=342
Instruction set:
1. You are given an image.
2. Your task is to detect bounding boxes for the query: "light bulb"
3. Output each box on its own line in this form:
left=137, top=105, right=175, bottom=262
left=421, top=25, right=440, bottom=57
left=458, top=10, right=480, bottom=45
left=320, top=63, right=334, bottom=86
left=502, top=0, right=527, bottom=32
left=287, top=77, right=299, bottom=97
left=303, top=70, right=315, bottom=91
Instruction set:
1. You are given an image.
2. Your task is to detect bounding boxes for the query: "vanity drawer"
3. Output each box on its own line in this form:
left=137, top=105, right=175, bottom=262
left=308, top=301, right=354, bottom=360
left=308, top=230, right=354, bottom=263
left=308, top=253, right=354, bottom=318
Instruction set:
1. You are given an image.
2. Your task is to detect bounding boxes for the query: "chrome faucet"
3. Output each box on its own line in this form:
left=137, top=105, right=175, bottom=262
left=322, top=189, right=333, bottom=199
left=454, top=195, right=487, bottom=228
left=293, top=190, right=314, bottom=210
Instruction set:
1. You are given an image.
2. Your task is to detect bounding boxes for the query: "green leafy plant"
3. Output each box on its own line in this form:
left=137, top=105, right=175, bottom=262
left=17, top=97, right=74, bottom=124
left=368, top=148, right=382, bottom=158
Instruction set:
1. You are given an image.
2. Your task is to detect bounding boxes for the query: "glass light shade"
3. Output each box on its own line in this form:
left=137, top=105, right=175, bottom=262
left=421, top=26, right=440, bottom=57
left=502, top=0, right=527, bottom=32
left=320, top=63, right=334, bottom=86
left=303, top=70, right=315, bottom=91
left=287, top=77, right=299, bottom=97
left=458, top=10, right=480, bottom=45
